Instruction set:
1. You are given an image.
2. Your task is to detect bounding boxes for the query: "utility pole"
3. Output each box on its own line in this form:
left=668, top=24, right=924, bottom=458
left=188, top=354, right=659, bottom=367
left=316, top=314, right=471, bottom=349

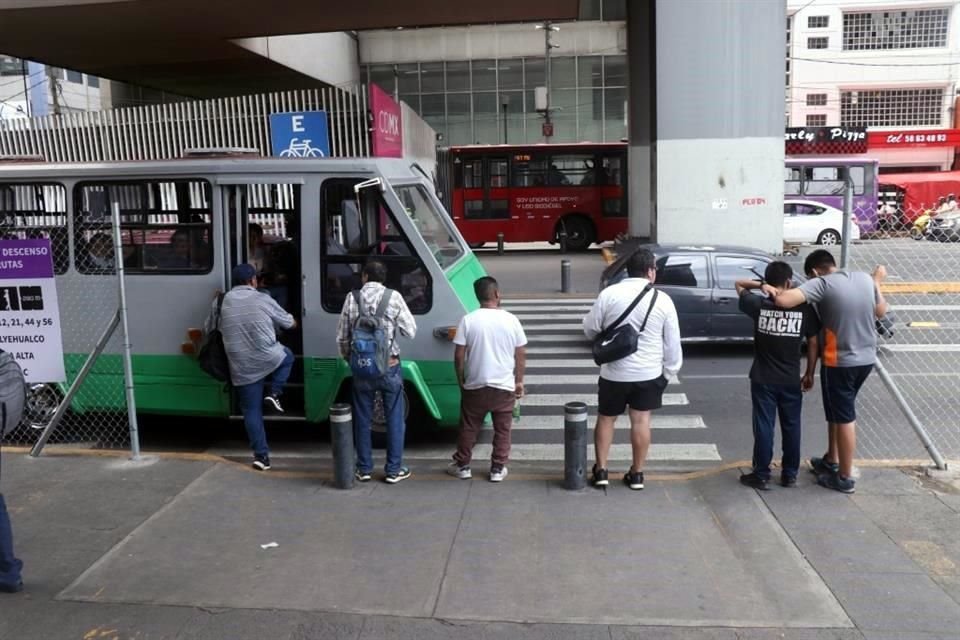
left=537, top=21, right=560, bottom=141
left=46, top=66, right=61, bottom=116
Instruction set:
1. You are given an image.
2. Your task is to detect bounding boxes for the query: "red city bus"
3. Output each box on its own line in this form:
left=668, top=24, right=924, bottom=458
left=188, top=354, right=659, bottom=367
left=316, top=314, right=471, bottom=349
left=448, top=143, right=628, bottom=250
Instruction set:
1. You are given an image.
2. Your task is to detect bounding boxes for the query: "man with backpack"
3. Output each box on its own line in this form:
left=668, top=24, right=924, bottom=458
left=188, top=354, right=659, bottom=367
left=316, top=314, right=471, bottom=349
left=583, top=249, right=682, bottom=491
left=206, top=263, right=296, bottom=471
left=0, top=350, right=26, bottom=593
left=337, top=259, right=417, bottom=484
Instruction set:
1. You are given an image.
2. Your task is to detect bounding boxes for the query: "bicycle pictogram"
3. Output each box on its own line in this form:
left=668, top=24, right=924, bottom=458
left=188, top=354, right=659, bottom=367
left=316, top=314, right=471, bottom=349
left=279, top=138, right=325, bottom=158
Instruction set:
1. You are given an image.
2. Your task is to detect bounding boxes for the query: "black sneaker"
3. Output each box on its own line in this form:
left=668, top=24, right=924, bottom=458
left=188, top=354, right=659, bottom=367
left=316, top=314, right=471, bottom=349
left=0, top=581, right=23, bottom=594
left=591, top=464, right=609, bottom=487
left=355, top=469, right=372, bottom=483
left=739, top=472, right=770, bottom=491
left=384, top=467, right=411, bottom=484
left=252, top=456, right=271, bottom=471
left=264, top=394, right=284, bottom=413
left=817, top=472, right=856, bottom=494
left=810, top=454, right=839, bottom=475
left=780, top=474, right=798, bottom=488
left=623, top=469, right=644, bottom=490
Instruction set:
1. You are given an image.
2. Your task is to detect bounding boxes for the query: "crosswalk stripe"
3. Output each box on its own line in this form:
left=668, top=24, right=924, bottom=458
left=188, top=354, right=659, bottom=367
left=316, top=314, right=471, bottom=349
left=526, top=359, right=599, bottom=369
left=503, top=299, right=596, bottom=305
left=526, top=374, right=680, bottom=385
left=507, top=307, right=593, bottom=314
left=514, top=313, right=588, bottom=320
left=527, top=346, right=593, bottom=355
left=527, top=335, right=590, bottom=343
left=524, top=324, right=585, bottom=331
left=512, top=414, right=706, bottom=429
left=521, top=393, right=689, bottom=406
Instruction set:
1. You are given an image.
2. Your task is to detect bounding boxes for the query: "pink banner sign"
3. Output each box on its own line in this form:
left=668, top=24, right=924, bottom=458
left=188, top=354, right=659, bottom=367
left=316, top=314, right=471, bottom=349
left=370, top=84, right=403, bottom=158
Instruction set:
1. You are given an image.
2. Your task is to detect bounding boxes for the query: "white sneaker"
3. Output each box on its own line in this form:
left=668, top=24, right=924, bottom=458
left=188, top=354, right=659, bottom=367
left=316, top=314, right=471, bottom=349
left=489, top=465, right=508, bottom=482
left=446, top=462, right=472, bottom=479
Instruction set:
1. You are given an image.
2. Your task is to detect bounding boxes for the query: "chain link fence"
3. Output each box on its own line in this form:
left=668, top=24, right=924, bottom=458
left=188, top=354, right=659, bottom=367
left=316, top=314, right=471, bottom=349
left=1, top=184, right=132, bottom=451
left=823, top=195, right=960, bottom=466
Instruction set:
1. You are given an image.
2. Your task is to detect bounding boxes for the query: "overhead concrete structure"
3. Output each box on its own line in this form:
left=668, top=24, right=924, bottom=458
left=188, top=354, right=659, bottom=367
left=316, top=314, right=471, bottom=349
left=0, top=0, right=787, bottom=250
left=0, top=0, right=578, bottom=97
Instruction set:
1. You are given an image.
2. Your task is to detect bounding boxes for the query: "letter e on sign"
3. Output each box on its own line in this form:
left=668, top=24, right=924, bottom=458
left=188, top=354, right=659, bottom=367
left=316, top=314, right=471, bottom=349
left=292, top=115, right=305, bottom=133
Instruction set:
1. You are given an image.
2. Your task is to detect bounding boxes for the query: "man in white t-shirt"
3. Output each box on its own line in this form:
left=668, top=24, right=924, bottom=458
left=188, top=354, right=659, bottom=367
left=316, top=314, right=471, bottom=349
left=448, top=276, right=527, bottom=483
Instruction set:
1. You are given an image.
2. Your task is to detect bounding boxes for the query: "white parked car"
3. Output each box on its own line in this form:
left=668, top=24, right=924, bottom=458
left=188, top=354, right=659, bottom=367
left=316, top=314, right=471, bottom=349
left=783, top=199, right=861, bottom=245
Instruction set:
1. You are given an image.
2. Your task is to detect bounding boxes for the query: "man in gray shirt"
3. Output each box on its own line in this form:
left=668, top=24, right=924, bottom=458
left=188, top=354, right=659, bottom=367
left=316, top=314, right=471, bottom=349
left=207, top=263, right=296, bottom=470
left=766, top=249, right=888, bottom=493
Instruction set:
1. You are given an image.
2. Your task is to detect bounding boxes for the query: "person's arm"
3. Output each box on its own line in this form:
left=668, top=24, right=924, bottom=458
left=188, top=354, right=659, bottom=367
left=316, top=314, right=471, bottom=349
left=764, top=285, right=808, bottom=309
left=513, top=316, right=528, bottom=397
left=336, top=296, right=355, bottom=359
left=737, top=287, right=763, bottom=318
left=582, top=294, right=605, bottom=340
left=873, top=265, right=888, bottom=318
left=734, top=278, right=762, bottom=297
left=394, top=294, right=418, bottom=339
left=266, top=296, right=296, bottom=330
left=454, top=344, right=467, bottom=388
left=514, top=346, right=526, bottom=398
left=662, top=300, right=683, bottom=377
left=803, top=335, right=819, bottom=392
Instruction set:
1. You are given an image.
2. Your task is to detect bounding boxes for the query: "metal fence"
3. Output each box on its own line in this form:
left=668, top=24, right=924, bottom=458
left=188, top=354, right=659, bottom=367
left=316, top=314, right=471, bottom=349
left=834, top=196, right=960, bottom=466
left=1, top=190, right=135, bottom=453
left=0, top=87, right=370, bottom=162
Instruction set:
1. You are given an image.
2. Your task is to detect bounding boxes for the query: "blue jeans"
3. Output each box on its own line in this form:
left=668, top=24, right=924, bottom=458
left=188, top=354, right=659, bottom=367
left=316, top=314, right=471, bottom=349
left=751, top=382, right=803, bottom=481
left=235, top=347, right=295, bottom=458
left=352, top=365, right=405, bottom=475
left=0, top=494, right=22, bottom=589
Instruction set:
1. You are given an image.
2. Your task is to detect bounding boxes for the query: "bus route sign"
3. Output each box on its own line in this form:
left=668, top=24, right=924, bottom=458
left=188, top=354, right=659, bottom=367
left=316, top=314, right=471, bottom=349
left=0, top=238, right=66, bottom=382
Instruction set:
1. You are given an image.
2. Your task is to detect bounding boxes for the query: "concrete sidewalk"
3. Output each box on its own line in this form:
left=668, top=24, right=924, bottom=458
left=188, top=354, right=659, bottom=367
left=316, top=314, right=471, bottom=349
left=1, top=452, right=959, bottom=639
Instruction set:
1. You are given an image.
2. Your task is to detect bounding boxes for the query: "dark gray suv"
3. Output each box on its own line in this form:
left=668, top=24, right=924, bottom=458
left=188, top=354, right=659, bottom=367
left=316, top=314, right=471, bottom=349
left=601, top=243, right=792, bottom=342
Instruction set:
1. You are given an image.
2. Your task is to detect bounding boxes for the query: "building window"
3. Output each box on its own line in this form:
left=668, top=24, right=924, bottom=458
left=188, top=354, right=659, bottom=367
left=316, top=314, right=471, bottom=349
left=840, top=88, right=945, bottom=127
left=807, top=15, right=829, bottom=28
left=806, top=114, right=827, bottom=126
left=66, top=69, right=83, bottom=84
left=580, top=0, right=626, bottom=21
left=843, top=8, right=950, bottom=50
left=0, top=55, right=22, bottom=77
left=86, top=75, right=100, bottom=89
left=807, top=37, right=829, bottom=49
left=806, top=93, right=827, bottom=106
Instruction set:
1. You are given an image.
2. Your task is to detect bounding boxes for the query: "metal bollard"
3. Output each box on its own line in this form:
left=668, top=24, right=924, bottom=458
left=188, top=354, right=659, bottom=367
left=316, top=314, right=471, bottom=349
left=330, top=403, right=355, bottom=489
left=563, top=402, right=588, bottom=490
left=559, top=230, right=568, bottom=253
left=561, top=259, right=572, bottom=294
left=497, top=232, right=505, bottom=255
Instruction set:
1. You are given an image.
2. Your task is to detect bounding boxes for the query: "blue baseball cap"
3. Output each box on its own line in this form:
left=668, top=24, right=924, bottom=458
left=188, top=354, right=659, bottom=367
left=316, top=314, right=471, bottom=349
left=232, top=263, right=257, bottom=285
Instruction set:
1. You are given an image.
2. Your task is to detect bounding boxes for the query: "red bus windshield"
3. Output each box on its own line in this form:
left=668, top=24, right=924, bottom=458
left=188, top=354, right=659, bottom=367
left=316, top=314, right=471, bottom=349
left=448, top=143, right=627, bottom=251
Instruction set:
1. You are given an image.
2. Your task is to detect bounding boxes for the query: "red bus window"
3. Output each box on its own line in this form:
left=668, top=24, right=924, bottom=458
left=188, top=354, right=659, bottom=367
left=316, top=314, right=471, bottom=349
left=490, top=159, right=508, bottom=188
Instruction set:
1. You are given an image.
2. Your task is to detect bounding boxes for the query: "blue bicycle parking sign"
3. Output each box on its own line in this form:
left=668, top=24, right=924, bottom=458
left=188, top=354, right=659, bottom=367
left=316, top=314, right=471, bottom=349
left=269, top=111, right=331, bottom=158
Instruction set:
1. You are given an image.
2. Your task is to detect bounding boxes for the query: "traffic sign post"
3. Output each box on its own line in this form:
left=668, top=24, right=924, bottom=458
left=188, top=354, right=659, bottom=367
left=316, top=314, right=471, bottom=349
left=269, top=111, right=331, bottom=158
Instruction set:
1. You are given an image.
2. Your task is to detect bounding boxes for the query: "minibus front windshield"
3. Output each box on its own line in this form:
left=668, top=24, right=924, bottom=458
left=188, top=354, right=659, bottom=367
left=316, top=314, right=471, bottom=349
left=391, top=182, right=465, bottom=269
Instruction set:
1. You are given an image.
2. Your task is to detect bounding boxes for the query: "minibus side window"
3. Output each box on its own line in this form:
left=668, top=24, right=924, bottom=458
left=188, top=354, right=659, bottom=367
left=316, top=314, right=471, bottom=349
left=73, top=180, right=213, bottom=275
left=320, top=179, right=433, bottom=314
left=0, top=183, right=69, bottom=274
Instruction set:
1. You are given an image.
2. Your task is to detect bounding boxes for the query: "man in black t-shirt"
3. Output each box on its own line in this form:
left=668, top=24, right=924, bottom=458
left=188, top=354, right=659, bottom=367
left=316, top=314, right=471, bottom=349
left=736, top=262, right=820, bottom=490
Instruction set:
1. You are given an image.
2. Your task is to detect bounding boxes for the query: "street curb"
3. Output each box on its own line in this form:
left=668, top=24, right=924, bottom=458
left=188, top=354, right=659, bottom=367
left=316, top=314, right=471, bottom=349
left=2, top=446, right=946, bottom=482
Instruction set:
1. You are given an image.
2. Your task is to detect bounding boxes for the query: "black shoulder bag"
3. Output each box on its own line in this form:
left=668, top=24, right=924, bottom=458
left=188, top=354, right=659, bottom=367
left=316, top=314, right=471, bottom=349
left=592, top=285, right=659, bottom=365
left=198, top=293, right=232, bottom=384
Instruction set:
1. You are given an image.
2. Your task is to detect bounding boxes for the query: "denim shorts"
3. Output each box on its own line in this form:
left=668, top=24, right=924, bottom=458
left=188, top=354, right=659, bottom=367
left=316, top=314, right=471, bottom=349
left=821, top=364, right=873, bottom=424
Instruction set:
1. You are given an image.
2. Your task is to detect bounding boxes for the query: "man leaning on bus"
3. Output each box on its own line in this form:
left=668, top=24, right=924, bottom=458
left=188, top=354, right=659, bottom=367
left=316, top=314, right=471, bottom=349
left=207, top=263, right=296, bottom=471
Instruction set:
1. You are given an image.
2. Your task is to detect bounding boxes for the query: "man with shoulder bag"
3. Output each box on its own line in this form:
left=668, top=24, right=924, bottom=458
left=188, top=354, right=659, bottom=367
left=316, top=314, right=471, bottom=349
left=583, top=249, right=683, bottom=491
left=0, top=349, right=26, bottom=593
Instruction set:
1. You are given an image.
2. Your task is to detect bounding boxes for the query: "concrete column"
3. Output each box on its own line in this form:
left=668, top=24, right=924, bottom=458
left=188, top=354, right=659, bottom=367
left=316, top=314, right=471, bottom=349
left=626, top=0, right=786, bottom=252
left=626, top=1, right=655, bottom=239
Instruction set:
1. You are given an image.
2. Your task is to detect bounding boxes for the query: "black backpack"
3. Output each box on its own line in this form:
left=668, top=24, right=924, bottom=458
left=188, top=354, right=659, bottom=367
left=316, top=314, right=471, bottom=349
left=198, top=293, right=231, bottom=384
left=0, top=350, right=26, bottom=437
